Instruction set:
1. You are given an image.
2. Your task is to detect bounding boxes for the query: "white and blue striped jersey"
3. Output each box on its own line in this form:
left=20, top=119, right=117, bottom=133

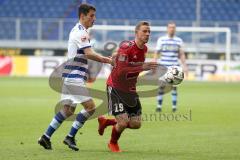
left=155, top=35, right=183, bottom=67
left=62, top=22, right=91, bottom=85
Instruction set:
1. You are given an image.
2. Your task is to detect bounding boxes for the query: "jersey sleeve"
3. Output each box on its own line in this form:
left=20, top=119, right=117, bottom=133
left=74, top=30, right=91, bottom=50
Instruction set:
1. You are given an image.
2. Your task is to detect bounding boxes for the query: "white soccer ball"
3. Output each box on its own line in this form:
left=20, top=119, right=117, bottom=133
left=164, top=66, right=184, bottom=85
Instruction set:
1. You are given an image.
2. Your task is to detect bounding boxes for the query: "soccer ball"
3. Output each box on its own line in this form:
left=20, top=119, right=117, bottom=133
left=163, top=66, right=184, bottom=85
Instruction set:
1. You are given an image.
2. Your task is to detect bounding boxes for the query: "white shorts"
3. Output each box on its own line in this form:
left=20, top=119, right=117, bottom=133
left=60, top=82, right=92, bottom=106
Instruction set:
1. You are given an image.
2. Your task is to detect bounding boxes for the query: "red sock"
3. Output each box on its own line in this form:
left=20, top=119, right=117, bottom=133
left=106, top=118, right=117, bottom=126
left=110, top=125, right=121, bottom=144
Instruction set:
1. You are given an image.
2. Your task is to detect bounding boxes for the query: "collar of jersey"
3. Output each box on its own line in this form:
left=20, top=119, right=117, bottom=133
left=78, top=22, right=87, bottom=31
left=166, top=35, right=175, bottom=39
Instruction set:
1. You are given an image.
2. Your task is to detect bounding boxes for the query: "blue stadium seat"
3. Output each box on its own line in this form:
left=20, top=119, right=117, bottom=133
left=0, top=20, right=16, bottom=39
left=201, top=0, right=240, bottom=21
left=20, top=20, right=38, bottom=40
left=0, top=0, right=239, bottom=41
left=0, top=0, right=239, bottom=21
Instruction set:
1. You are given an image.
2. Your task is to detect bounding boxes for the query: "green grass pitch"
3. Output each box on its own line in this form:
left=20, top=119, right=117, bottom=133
left=0, top=77, right=239, bottom=160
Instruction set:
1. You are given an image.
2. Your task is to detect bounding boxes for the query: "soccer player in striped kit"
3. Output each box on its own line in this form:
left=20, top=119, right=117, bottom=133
left=38, top=4, right=112, bottom=151
left=154, top=22, right=188, bottom=112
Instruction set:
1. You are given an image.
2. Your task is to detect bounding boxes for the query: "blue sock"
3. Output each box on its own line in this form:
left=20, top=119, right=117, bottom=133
left=172, top=87, right=177, bottom=108
left=68, top=109, right=93, bottom=137
left=157, top=88, right=164, bottom=108
left=45, top=112, right=66, bottom=138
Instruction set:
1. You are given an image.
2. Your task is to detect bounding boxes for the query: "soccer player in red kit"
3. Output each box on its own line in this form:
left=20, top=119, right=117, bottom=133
left=98, top=21, right=158, bottom=152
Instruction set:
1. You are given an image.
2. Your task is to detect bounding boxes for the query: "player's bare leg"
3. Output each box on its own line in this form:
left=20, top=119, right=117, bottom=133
left=128, top=115, right=141, bottom=129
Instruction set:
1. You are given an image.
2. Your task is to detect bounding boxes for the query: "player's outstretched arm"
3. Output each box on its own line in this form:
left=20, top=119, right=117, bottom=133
left=179, top=48, right=188, bottom=76
left=118, top=60, right=158, bottom=76
left=153, top=51, right=159, bottom=62
left=84, top=47, right=112, bottom=65
left=142, top=62, right=158, bottom=71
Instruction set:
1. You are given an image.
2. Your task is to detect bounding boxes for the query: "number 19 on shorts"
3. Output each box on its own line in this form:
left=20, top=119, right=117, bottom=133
left=114, top=103, right=124, bottom=113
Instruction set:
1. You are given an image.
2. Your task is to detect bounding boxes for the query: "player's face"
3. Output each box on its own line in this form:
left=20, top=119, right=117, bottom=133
left=136, top=25, right=151, bottom=44
left=82, top=10, right=96, bottom=28
left=167, top=24, right=176, bottom=37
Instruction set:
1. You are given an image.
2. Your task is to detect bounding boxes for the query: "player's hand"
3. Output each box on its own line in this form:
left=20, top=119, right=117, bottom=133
left=102, top=56, right=113, bottom=65
left=109, top=55, right=117, bottom=67
left=142, top=62, right=158, bottom=71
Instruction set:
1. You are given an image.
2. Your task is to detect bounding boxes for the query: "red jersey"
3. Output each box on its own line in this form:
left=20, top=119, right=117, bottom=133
left=107, top=40, right=147, bottom=93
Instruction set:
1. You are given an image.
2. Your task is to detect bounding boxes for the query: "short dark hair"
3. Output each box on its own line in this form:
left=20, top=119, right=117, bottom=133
left=167, top=21, right=176, bottom=26
left=78, top=4, right=96, bottom=18
left=135, top=21, right=150, bottom=33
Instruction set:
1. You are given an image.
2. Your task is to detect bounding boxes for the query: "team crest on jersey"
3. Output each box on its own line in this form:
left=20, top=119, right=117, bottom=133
left=81, top=36, right=87, bottom=42
left=118, top=54, right=127, bottom=62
